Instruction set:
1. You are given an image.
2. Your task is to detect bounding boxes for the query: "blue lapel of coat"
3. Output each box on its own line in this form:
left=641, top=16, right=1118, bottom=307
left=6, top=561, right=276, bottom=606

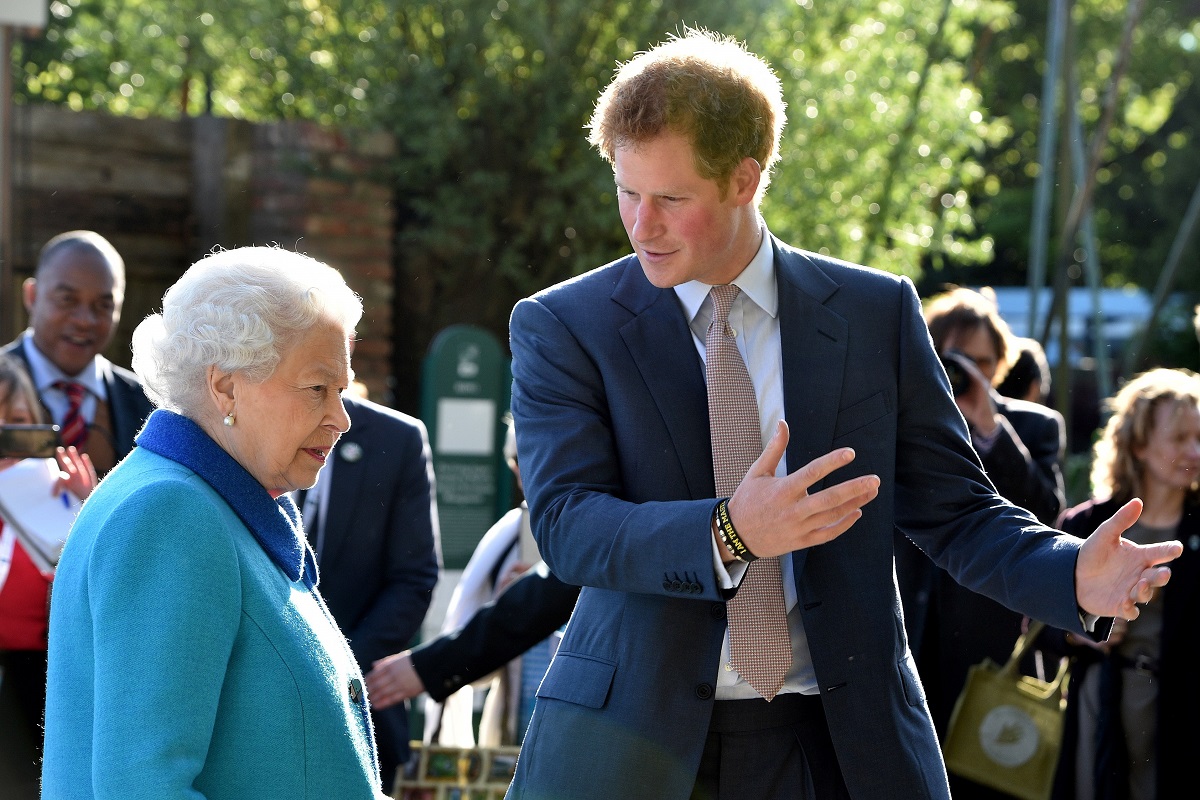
left=774, top=239, right=849, bottom=577
left=612, top=259, right=715, bottom=501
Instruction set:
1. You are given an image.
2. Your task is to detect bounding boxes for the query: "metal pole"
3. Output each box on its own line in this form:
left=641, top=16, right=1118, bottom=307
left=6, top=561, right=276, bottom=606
left=1122, top=179, right=1200, bottom=376
left=1066, top=51, right=1112, bottom=405
left=1, top=25, right=13, bottom=341
left=1027, top=0, right=1068, bottom=338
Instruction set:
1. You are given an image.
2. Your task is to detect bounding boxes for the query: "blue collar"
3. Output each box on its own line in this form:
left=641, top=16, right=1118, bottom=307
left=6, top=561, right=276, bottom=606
left=135, top=409, right=319, bottom=589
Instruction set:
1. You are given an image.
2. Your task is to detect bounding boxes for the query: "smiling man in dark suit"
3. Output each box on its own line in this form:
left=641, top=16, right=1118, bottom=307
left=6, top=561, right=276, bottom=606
left=0, top=230, right=153, bottom=798
left=505, top=28, right=1182, bottom=800
left=2, top=230, right=153, bottom=476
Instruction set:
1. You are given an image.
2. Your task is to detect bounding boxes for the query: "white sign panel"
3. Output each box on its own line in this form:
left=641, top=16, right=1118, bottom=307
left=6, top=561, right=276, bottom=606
left=435, top=397, right=497, bottom=456
left=1, top=1, right=48, bottom=28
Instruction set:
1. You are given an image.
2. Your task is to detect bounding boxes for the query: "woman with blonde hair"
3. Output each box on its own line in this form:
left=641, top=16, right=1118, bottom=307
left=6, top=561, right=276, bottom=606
left=1052, top=367, right=1200, bottom=800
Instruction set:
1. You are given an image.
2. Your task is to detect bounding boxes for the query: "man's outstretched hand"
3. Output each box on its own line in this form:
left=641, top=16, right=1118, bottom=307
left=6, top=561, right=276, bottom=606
left=365, top=651, right=424, bottom=711
left=1075, top=498, right=1183, bottom=621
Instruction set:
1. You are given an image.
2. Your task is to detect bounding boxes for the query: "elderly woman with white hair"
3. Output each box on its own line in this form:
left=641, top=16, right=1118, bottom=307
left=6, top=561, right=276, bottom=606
left=42, top=247, right=389, bottom=799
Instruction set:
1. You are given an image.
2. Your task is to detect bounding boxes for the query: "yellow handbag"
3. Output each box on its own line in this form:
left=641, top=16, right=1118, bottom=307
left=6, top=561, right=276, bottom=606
left=943, top=621, right=1069, bottom=800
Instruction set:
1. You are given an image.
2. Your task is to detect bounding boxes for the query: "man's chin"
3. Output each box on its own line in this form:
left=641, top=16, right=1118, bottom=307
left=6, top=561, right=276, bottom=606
left=638, top=260, right=685, bottom=290
left=54, top=355, right=99, bottom=376
left=50, top=341, right=103, bottom=374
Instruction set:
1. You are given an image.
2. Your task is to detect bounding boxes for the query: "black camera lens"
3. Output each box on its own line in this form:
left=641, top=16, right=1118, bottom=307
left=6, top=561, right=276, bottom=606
left=940, top=355, right=971, bottom=398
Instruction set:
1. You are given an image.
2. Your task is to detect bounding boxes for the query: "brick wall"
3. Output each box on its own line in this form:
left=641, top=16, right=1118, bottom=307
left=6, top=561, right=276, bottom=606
left=5, top=105, right=399, bottom=404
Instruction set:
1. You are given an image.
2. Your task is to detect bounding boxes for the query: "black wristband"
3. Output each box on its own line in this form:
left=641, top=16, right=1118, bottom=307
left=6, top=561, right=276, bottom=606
left=714, top=498, right=757, bottom=563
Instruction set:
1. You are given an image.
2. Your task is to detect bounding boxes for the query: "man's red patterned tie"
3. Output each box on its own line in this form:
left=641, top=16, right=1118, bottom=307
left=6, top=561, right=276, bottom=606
left=53, top=381, right=88, bottom=449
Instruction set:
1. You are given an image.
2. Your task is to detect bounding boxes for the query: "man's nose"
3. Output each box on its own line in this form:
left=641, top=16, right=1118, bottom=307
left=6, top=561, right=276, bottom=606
left=631, top=201, right=660, bottom=240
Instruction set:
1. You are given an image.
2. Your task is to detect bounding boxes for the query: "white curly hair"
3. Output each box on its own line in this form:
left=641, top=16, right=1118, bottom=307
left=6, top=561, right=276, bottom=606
left=131, top=246, right=363, bottom=415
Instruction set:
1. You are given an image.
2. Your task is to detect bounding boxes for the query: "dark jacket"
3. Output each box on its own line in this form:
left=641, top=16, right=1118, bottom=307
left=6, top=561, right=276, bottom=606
left=411, top=562, right=579, bottom=702
left=316, top=395, right=441, bottom=775
left=1050, top=497, right=1200, bottom=800
left=896, top=393, right=1067, bottom=743
left=507, top=238, right=1093, bottom=799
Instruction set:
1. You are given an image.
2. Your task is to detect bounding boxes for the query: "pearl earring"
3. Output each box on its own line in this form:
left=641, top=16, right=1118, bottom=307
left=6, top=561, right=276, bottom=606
left=223, top=412, right=235, bottom=427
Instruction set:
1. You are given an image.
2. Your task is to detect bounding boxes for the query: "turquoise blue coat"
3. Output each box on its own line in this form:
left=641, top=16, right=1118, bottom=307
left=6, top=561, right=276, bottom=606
left=42, top=410, right=388, bottom=799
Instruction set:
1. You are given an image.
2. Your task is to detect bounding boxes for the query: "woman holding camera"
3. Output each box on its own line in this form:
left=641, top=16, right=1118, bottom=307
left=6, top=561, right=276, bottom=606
left=897, top=286, right=1067, bottom=799
left=0, top=354, right=95, bottom=792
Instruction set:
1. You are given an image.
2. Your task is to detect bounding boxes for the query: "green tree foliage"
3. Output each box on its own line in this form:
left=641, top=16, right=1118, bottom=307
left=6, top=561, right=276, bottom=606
left=755, top=0, right=1011, bottom=278
left=372, top=1, right=756, bottom=338
left=13, top=1, right=1008, bottom=280
left=13, top=0, right=387, bottom=121
left=926, top=0, right=1199, bottom=298
left=14, top=0, right=1193, bottom=388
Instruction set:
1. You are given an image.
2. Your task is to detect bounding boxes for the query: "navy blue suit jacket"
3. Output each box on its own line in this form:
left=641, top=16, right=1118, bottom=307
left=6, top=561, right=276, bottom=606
left=316, top=395, right=441, bottom=773
left=507, top=238, right=1093, bottom=799
left=896, top=394, right=1067, bottom=738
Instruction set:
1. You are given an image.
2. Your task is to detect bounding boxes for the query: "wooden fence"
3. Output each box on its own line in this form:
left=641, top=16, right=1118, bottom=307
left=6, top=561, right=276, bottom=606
left=3, top=105, right=399, bottom=403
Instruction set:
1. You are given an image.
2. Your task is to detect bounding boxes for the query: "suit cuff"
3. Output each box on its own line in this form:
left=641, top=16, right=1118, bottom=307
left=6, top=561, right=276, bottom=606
left=711, top=536, right=748, bottom=588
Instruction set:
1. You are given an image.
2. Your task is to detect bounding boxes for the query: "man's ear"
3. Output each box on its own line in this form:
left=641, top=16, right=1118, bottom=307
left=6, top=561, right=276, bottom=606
left=730, top=157, right=762, bottom=206
left=22, top=277, right=37, bottom=314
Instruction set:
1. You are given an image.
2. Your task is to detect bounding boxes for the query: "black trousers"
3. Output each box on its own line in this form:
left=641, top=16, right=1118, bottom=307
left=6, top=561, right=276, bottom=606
left=692, top=693, right=852, bottom=800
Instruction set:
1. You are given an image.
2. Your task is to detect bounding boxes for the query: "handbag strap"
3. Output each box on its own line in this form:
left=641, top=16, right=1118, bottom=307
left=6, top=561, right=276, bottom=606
left=1000, top=620, right=1045, bottom=678
left=1002, top=620, right=1070, bottom=697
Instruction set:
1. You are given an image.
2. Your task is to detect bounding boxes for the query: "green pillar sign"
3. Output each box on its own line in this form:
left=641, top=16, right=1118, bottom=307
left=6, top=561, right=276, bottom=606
left=421, top=324, right=511, bottom=570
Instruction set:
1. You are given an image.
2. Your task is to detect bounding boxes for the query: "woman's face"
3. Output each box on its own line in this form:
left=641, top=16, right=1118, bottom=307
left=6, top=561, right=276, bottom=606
left=0, top=386, right=38, bottom=471
left=1134, top=399, right=1200, bottom=494
left=941, top=323, right=1000, bottom=384
left=215, top=318, right=352, bottom=496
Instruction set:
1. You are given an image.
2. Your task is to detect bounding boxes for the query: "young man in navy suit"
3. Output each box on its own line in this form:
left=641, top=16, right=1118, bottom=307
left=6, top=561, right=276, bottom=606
left=506, top=29, right=1181, bottom=800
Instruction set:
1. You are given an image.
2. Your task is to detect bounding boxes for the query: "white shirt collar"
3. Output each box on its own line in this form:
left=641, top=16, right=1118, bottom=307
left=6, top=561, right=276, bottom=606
left=673, top=222, right=778, bottom=323
left=21, top=332, right=108, bottom=400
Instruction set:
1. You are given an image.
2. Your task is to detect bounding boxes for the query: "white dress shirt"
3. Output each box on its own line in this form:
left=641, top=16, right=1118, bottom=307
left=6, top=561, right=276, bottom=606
left=21, top=334, right=109, bottom=427
left=673, top=222, right=818, bottom=699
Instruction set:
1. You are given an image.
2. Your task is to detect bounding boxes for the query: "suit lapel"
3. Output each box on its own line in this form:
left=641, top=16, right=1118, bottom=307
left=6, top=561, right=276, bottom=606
left=321, top=404, right=369, bottom=567
left=774, top=242, right=848, bottom=579
left=4, top=335, right=53, bottom=423
left=613, top=262, right=715, bottom=500
left=93, top=357, right=124, bottom=457
left=776, top=247, right=847, bottom=472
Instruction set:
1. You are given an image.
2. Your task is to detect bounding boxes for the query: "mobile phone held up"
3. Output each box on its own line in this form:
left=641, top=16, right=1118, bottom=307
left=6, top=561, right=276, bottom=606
left=0, top=424, right=63, bottom=459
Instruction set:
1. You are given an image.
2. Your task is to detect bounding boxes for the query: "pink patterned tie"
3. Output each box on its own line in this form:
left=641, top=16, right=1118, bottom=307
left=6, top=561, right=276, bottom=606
left=53, top=381, right=88, bottom=449
left=706, top=284, right=791, bottom=700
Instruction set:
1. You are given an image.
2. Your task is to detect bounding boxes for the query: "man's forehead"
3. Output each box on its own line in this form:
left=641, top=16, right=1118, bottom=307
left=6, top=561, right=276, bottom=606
left=44, top=241, right=119, bottom=271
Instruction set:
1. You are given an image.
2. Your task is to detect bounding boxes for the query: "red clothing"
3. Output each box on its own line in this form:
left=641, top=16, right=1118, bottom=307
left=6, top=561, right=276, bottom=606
left=0, top=525, right=53, bottom=651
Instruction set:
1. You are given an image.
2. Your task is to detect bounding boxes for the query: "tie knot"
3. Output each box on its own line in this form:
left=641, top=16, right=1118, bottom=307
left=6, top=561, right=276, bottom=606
left=53, top=380, right=86, bottom=403
left=709, top=284, right=740, bottom=326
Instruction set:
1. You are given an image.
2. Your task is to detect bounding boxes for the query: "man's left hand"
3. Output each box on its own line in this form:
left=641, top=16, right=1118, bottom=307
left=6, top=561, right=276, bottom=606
left=1075, top=498, right=1183, bottom=621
